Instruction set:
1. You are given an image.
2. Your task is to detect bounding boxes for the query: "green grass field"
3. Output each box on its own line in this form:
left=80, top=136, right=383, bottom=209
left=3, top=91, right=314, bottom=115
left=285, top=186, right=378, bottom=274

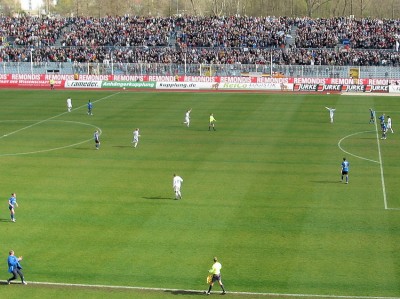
left=1, top=89, right=400, bottom=299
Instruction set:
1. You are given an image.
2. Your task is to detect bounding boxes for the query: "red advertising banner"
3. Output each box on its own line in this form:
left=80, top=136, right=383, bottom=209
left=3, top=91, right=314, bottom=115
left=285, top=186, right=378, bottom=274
left=0, top=74, right=394, bottom=93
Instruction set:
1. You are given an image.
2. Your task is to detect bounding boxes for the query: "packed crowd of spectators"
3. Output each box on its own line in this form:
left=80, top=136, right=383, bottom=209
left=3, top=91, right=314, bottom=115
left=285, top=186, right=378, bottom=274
left=0, top=16, right=68, bottom=47
left=60, top=16, right=174, bottom=47
left=175, top=15, right=292, bottom=48
left=1, top=15, right=400, bottom=67
left=295, top=17, right=400, bottom=49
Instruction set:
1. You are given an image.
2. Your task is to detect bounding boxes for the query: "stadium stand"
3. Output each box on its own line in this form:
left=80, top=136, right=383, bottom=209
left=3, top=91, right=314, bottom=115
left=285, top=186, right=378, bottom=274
left=1, top=15, right=400, bottom=77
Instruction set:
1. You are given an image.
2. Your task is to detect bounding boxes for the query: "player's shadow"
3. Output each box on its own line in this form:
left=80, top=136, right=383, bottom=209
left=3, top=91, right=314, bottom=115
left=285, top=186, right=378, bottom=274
left=164, top=290, right=205, bottom=296
left=142, top=196, right=173, bottom=200
left=0, top=218, right=10, bottom=222
left=311, top=180, right=342, bottom=184
left=73, top=147, right=94, bottom=150
left=112, top=145, right=132, bottom=148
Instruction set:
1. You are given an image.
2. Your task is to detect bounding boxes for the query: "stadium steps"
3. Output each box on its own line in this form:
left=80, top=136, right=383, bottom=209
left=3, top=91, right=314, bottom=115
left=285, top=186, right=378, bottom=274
left=169, top=28, right=179, bottom=48
left=53, top=23, right=74, bottom=47
left=286, top=25, right=297, bottom=48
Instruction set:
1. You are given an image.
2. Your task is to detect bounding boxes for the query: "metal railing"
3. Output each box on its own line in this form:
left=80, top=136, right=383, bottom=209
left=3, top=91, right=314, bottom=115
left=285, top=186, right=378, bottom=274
left=1, top=61, right=399, bottom=79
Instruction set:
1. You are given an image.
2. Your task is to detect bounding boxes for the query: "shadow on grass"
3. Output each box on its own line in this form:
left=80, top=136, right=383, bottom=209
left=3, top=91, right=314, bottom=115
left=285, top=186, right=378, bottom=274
left=0, top=218, right=11, bottom=222
left=142, top=196, right=174, bottom=200
left=164, top=289, right=205, bottom=296
left=73, top=147, right=94, bottom=150
left=311, top=180, right=343, bottom=184
left=112, top=145, right=133, bottom=148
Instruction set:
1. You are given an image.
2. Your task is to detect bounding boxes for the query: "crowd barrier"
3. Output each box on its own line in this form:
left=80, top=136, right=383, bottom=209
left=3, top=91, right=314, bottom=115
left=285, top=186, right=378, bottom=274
left=0, top=74, right=399, bottom=94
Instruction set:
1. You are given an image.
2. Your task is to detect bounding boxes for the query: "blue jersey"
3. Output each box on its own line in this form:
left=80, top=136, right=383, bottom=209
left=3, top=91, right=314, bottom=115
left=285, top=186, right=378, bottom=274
left=341, top=161, right=349, bottom=172
left=8, top=196, right=16, bottom=208
left=7, top=255, right=19, bottom=273
left=382, top=123, right=387, bottom=131
left=88, top=102, right=93, bottom=110
left=7, top=255, right=22, bottom=273
left=379, top=115, right=385, bottom=123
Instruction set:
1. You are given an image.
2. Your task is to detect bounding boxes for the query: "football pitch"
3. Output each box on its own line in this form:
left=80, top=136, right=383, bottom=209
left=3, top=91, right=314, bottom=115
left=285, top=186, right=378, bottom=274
left=1, top=89, right=400, bottom=299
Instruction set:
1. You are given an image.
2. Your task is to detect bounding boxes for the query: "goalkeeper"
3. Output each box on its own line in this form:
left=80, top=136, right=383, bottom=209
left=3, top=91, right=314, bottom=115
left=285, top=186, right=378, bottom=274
left=205, top=257, right=226, bottom=295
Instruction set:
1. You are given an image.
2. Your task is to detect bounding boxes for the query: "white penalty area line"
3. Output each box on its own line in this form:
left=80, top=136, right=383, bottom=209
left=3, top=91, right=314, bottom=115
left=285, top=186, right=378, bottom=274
left=5, top=281, right=400, bottom=299
left=0, top=92, right=119, bottom=140
left=337, top=130, right=379, bottom=164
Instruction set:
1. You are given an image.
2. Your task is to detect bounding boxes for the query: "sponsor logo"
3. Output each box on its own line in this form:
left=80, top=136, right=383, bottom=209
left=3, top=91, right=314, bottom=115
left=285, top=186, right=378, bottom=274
left=389, top=85, right=400, bottom=93
left=366, top=85, right=389, bottom=93
left=157, top=82, right=198, bottom=89
left=317, top=84, right=342, bottom=92
left=65, top=81, right=102, bottom=88
left=11, top=74, right=41, bottom=80
left=293, top=78, right=325, bottom=84
left=149, top=76, right=176, bottom=81
left=293, top=84, right=318, bottom=91
left=221, top=83, right=249, bottom=89
left=184, top=76, right=215, bottom=82
left=220, top=77, right=252, bottom=83
left=102, top=81, right=156, bottom=88
left=343, top=85, right=366, bottom=92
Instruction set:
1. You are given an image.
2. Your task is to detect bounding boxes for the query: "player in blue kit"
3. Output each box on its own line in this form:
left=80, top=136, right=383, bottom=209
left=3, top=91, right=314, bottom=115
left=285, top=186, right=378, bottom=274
left=7, top=250, right=27, bottom=285
left=378, top=113, right=385, bottom=125
left=8, top=193, right=18, bottom=222
left=87, top=100, right=93, bottom=115
left=369, top=108, right=375, bottom=123
left=341, top=158, right=350, bottom=184
left=381, top=122, right=387, bottom=140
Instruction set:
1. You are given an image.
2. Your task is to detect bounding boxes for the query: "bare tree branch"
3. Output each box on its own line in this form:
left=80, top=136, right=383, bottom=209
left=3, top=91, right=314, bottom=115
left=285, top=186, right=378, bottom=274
left=304, top=0, right=332, bottom=17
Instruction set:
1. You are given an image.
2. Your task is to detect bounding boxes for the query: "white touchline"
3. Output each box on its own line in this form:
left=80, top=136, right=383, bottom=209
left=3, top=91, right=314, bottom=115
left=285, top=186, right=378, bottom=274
left=373, top=114, right=388, bottom=210
left=337, top=125, right=393, bottom=210
left=4, top=281, right=400, bottom=299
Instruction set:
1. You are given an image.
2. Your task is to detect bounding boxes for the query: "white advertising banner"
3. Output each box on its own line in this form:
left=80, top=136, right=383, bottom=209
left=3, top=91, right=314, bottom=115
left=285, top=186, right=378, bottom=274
left=65, top=81, right=102, bottom=88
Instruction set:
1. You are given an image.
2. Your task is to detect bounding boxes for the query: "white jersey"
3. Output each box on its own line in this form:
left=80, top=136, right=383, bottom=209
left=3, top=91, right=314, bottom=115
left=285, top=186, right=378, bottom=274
left=325, top=107, right=335, bottom=122
left=185, top=111, right=191, bottom=121
left=326, top=107, right=335, bottom=116
left=67, top=98, right=72, bottom=108
left=387, top=117, right=392, bottom=128
left=133, top=129, right=140, bottom=142
left=173, top=176, right=183, bottom=189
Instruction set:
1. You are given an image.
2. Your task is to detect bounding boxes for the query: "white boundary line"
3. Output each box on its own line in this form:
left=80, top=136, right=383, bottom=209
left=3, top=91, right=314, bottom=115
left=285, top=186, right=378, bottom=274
left=3, top=281, right=399, bottom=299
left=0, top=120, right=100, bottom=157
left=372, top=116, right=388, bottom=210
left=337, top=131, right=379, bottom=164
left=0, top=92, right=118, bottom=139
left=0, top=92, right=120, bottom=156
left=1, top=95, right=399, bottom=297
left=337, top=118, right=398, bottom=210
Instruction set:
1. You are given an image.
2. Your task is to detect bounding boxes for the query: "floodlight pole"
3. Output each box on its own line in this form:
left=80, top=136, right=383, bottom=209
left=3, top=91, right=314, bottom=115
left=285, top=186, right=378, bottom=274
left=30, top=49, right=33, bottom=74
